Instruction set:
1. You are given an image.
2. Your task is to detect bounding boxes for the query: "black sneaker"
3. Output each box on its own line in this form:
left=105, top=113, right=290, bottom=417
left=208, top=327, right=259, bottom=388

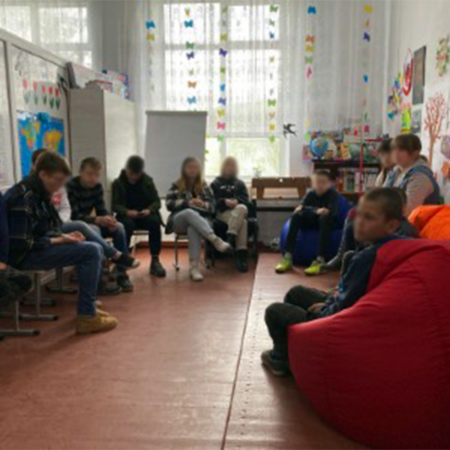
left=117, top=274, right=134, bottom=293
left=227, top=233, right=237, bottom=249
left=150, top=259, right=167, bottom=278
left=261, top=350, right=290, bottom=376
left=97, top=283, right=122, bottom=297
left=114, top=254, right=140, bottom=270
left=235, top=250, right=248, bottom=273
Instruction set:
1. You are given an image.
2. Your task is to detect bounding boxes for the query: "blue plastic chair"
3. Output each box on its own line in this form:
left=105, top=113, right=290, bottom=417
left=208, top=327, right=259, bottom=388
left=280, top=195, right=352, bottom=266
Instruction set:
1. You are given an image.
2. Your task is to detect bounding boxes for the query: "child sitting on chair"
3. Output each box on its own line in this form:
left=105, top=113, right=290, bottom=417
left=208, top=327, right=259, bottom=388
left=276, top=170, right=339, bottom=275
left=166, top=157, right=231, bottom=282
left=262, top=188, right=404, bottom=376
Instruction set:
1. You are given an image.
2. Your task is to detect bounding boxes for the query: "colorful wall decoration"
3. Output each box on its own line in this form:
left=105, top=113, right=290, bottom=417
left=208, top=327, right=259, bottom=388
left=424, top=91, right=448, bottom=167
left=267, top=4, right=279, bottom=144
left=361, top=3, right=373, bottom=135
left=217, top=4, right=229, bottom=143
left=18, top=111, right=66, bottom=177
left=145, top=15, right=157, bottom=93
left=184, top=6, right=199, bottom=110
left=436, top=35, right=450, bottom=77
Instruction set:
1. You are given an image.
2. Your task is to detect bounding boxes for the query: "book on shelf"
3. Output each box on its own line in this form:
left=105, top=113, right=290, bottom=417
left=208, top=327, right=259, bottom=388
left=336, top=168, right=379, bottom=194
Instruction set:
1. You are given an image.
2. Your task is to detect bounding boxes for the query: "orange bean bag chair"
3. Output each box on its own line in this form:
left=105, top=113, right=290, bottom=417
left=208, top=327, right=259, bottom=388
left=409, top=205, right=450, bottom=240
left=288, top=240, right=450, bottom=449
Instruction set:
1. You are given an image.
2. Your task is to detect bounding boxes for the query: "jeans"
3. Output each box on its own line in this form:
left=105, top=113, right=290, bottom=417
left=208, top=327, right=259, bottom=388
left=61, top=221, right=118, bottom=259
left=117, top=214, right=162, bottom=256
left=285, top=209, right=335, bottom=258
left=20, top=242, right=103, bottom=317
left=173, top=209, right=214, bottom=262
left=265, top=285, right=327, bottom=360
left=91, top=222, right=129, bottom=256
left=217, top=204, right=248, bottom=250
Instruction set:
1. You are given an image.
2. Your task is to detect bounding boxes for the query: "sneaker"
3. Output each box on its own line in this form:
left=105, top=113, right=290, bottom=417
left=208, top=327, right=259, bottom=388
left=76, top=313, right=118, bottom=335
left=96, top=308, right=111, bottom=318
left=305, top=258, right=326, bottom=276
left=97, top=283, right=122, bottom=297
left=208, top=234, right=232, bottom=254
left=261, top=350, right=290, bottom=376
left=95, top=300, right=104, bottom=308
left=275, top=255, right=293, bottom=274
left=190, top=265, right=204, bottom=282
left=117, top=274, right=134, bottom=293
left=235, top=250, right=248, bottom=273
left=114, top=254, right=140, bottom=270
left=150, top=259, right=167, bottom=278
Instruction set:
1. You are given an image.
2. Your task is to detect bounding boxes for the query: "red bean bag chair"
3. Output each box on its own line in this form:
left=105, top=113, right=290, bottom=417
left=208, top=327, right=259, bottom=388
left=288, top=240, right=450, bottom=449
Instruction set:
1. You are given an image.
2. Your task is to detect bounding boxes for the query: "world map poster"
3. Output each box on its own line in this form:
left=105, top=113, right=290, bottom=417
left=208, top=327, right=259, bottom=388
left=17, top=111, right=66, bottom=176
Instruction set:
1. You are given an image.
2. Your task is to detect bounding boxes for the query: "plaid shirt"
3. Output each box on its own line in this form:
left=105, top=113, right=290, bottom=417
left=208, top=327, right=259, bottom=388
left=5, top=176, right=62, bottom=268
left=67, top=176, right=109, bottom=224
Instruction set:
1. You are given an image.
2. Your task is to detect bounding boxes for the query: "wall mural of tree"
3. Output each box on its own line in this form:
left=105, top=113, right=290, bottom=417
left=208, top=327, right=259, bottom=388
left=424, top=92, right=448, bottom=167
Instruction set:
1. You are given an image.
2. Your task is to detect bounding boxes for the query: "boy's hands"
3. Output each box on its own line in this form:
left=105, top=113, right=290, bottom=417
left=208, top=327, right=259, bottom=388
left=316, top=208, right=330, bottom=216
left=0, top=262, right=6, bottom=271
left=52, top=232, right=86, bottom=245
left=225, top=199, right=238, bottom=209
left=139, top=209, right=151, bottom=217
left=294, top=205, right=303, bottom=214
left=308, top=303, right=326, bottom=314
left=127, top=210, right=140, bottom=219
left=95, top=215, right=117, bottom=230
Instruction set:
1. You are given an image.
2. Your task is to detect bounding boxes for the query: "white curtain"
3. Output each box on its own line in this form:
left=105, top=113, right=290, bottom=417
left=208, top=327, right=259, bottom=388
left=0, top=0, right=101, bottom=69
left=124, top=0, right=390, bottom=177
left=0, top=0, right=391, bottom=177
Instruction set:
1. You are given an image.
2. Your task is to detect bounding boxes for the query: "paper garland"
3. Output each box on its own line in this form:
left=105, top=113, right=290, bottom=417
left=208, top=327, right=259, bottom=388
left=361, top=3, right=372, bottom=135
left=303, top=4, right=317, bottom=146
left=267, top=4, right=279, bottom=144
left=145, top=15, right=156, bottom=92
left=184, top=7, right=199, bottom=109
left=216, top=5, right=229, bottom=142
left=22, top=79, right=61, bottom=110
left=436, top=35, right=450, bottom=77
left=387, top=72, right=403, bottom=120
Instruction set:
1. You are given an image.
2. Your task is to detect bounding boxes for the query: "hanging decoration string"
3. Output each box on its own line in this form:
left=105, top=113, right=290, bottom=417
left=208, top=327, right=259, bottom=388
left=217, top=4, right=229, bottom=143
left=184, top=6, right=198, bottom=110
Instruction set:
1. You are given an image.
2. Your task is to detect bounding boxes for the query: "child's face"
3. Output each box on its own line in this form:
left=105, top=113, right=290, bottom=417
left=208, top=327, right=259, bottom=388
left=391, top=141, right=418, bottom=168
left=125, top=168, right=142, bottom=184
left=312, top=174, right=332, bottom=196
left=39, top=171, right=69, bottom=195
left=80, top=166, right=101, bottom=189
left=184, top=161, right=201, bottom=180
left=222, top=161, right=238, bottom=178
left=354, top=197, right=399, bottom=244
left=378, top=151, right=394, bottom=170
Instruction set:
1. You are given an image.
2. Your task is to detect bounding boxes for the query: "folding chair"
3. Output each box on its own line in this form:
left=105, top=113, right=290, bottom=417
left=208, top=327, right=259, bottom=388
left=0, top=298, right=40, bottom=337
left=130, top=230, right=148, bottom=256
left=21, top=271, right=59, bottom=322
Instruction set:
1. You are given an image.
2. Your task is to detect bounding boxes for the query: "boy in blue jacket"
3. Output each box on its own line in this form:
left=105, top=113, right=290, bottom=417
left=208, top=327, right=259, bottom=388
left=262, top=187, right=404, bottom=376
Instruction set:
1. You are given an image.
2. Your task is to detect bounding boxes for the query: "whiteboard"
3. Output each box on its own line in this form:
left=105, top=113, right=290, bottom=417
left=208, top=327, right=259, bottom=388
left=144, top=111, right=207, bottom=197
left=0, top=40, right=15, bottom=189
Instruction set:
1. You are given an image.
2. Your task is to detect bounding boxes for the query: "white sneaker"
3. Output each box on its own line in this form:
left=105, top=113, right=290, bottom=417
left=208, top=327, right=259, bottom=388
left=190, top=265, right=204, bottom=282
left=208, top=234, right=232, bottom=253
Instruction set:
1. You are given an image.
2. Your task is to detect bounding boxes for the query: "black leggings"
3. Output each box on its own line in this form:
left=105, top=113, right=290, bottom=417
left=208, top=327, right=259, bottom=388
left=118, top=215, right=162, bottom=257
left=265, top=285, right=327, bottom=360
left=285, top=210, right=335, bottom=258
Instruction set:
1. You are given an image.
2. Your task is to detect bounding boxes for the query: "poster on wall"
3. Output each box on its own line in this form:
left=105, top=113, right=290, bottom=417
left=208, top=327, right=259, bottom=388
left=413, top=46, right=426, bottom=105
left=11, top=46, right=69, bottom=176
left=17, top=111, right=66, bottom=176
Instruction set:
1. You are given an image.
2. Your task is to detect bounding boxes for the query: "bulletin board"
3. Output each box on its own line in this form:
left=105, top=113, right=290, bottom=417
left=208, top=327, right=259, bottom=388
left=11, top=46, right=70, bottom=177
left=0, top=40, right=15, bottom=189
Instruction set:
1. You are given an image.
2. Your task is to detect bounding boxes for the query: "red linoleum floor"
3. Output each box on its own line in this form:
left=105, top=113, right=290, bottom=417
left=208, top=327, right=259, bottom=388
left=0, top=250, right=364, bottom=450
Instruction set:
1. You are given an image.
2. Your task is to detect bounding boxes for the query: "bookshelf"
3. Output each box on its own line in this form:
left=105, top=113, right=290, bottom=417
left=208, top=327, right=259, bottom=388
left=313, top=160, right=381, bottom=201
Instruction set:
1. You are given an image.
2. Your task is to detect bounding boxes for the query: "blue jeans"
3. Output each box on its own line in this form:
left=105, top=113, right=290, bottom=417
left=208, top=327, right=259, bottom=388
left=20, top=242, right=103, bottom=317
left=92, top=223, right=129, bottom=256
left=61, top=221, right=118, bottom=259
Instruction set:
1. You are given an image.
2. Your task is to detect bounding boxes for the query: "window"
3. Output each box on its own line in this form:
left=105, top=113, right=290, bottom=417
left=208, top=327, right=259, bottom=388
left=0, top=2, right=93, bottom=67
left=160, top=2, right=286, bottom=179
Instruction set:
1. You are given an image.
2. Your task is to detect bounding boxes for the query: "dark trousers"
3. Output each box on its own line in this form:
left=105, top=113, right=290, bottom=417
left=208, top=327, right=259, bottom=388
left=285, top=210, right=335, bottom=258
left=118, top=215, right=162, bottom=257
left=265, top=285, right=327, bottom=360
